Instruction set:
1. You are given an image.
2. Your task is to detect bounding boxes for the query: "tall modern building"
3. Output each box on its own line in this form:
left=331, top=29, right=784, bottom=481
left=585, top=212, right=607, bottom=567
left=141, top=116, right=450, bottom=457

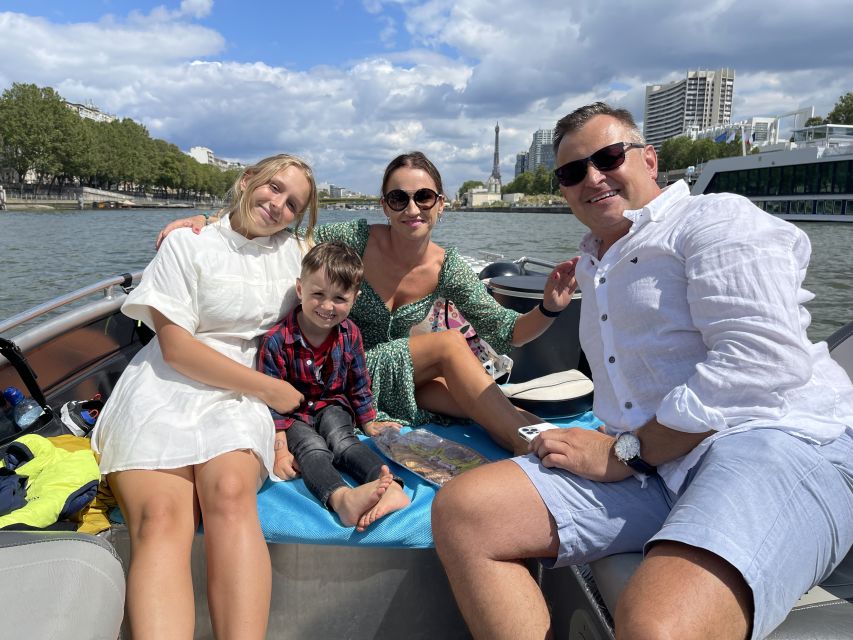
left=528, top=129, right=555, bottom=172
left=514, top=152, right=529, bottom=178
left=643, top=68, right=735, bottom=149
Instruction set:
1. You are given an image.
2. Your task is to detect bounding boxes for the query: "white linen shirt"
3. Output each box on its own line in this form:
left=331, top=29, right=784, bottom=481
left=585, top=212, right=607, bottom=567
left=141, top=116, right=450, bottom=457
left=576, top=180, right=853, bottom=492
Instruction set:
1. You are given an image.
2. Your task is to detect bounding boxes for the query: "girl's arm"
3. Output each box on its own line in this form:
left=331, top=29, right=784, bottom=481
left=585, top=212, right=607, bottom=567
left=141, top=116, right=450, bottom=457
left=152, top=309, right=304, bottom=415
left=273, top=430, right=300, bottom=479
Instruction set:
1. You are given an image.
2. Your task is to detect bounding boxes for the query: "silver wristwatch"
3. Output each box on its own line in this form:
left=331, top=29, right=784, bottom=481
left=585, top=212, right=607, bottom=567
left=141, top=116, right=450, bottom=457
left=614, top=432, right=657, bottom=476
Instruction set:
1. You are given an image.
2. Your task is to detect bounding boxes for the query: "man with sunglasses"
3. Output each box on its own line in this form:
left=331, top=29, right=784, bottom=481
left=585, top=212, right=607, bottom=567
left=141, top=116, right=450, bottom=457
left=433, top=102, right=853, bottom=639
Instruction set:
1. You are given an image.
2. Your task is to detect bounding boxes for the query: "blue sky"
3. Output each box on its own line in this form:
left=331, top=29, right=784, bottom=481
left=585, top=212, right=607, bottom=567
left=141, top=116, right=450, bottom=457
left=1, top=1, right=851, bottom=195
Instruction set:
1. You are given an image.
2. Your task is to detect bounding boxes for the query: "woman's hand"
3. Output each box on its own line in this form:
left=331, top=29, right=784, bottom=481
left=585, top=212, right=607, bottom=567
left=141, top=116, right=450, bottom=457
left=155, top=214, right=208, bottom=249
left=541, top=257, right=580, bottom=313
left=259, top=378, right=305, bottom=415
left=364, top=421, right=401, bottom=436
left=273, top=431, right=300, bottom=480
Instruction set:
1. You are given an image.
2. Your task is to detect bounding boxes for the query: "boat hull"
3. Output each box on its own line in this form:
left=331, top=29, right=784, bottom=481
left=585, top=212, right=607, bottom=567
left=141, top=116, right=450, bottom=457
left=107, top=525, right=472, bottom=639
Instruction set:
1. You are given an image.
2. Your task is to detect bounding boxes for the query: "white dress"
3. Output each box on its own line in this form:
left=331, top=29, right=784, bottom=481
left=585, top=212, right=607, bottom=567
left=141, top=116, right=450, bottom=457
left=91, top=216, right=303, bottom=481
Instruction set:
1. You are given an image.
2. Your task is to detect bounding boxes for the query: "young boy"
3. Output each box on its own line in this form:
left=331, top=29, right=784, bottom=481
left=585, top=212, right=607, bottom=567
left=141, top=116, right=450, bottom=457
left=258, top=241, right=410, bottom=531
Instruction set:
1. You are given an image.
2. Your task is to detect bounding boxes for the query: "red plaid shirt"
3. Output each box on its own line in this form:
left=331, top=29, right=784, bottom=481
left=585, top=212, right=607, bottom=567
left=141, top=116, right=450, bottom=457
left=258, top=306, right=377, bottom=430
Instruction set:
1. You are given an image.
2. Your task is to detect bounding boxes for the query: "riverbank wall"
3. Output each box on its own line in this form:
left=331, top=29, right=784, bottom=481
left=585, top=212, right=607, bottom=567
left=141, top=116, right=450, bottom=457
left=0, top=186, right=225, bottom=211
left=453, top=205, right=572, bottom=214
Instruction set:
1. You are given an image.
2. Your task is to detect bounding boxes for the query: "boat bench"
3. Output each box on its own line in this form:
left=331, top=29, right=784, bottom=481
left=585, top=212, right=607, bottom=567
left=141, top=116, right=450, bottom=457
left=0, top=530, right=125, bottom=639
left=542, top=547, right=853, bottom=639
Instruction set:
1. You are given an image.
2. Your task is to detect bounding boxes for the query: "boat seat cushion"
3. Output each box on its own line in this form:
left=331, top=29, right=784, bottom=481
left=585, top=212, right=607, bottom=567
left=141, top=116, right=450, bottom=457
left=500, top=370, right=594, bottom=418
left=110, top=412, right=604, bottom=548
left=256, top=412, right=602, bottom=548
left=589, top=549, right=853, bottom=638
left=0, top=531, right=125, bottom=639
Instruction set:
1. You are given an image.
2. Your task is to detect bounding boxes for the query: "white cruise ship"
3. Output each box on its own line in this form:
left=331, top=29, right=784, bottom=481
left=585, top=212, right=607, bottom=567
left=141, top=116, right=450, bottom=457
left=691, top=125, right=853, bottom=222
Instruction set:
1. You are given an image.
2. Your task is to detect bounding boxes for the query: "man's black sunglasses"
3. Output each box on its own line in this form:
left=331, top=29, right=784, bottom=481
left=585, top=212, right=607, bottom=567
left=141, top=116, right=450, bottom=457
left=553, top=142, right=646, bottom=187
left=382, top=188, right=442, bottom=212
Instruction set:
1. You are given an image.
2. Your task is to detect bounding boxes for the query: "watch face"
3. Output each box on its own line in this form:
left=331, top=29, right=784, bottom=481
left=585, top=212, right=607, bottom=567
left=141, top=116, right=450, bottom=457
left=615, top=432, right=641, bottom=461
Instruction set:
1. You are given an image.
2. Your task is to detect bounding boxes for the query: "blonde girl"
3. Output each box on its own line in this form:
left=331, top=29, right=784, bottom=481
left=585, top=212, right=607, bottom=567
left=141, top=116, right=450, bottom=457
left=92, top=154, right=318, bottom=639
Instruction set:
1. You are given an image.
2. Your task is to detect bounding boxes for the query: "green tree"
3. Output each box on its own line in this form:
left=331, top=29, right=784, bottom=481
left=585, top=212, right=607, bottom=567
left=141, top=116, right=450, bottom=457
left=825, top=92, right=853, bottom=125
left=503, top=166, right=558, bottom=195
left=530, top=164, right=553, bottom=194
left=0, top=83, right=72, bottom=194
left=457, top=180, right=484, bottom=199
left=503, top=172, right=533, bottom=194
left=658, top=136, right=692, bottom=172
left=804, top=116, right=825, bottom=127
left=0, top=81, right=238, bottom=200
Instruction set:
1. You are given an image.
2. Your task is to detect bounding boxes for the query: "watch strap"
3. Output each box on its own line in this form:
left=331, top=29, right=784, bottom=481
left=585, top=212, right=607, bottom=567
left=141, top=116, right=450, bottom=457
left=625, top=456, right=657, bottom=476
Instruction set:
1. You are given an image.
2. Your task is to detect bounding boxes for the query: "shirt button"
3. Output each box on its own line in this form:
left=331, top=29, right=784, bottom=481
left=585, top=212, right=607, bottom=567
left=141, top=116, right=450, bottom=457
left=608, top=356, right=615, bottom=363
left=307, top=400, right=314, bottom=407
left=306, top=359, right=313, bottom=366
left=600, top=277, right=606, bottom=284
left=624, top=401, right=633, bottom=409
left=601, top=314, right=608, bottom=321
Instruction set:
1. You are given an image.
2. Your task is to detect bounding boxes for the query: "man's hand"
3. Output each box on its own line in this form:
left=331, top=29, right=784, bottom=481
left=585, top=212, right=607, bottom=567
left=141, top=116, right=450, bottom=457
left=155, top=214, right=208, bottom=249
left=273, top=432, right=300, bottom=480
left=541, top=257, right=580, bottom=314
left=364, top=421, right=401, bottom=436
left=529, top=427, right=632, bottom=482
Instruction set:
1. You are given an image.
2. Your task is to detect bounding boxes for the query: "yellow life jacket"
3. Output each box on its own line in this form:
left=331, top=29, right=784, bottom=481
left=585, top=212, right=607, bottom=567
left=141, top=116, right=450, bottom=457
left=0, top=434, right=100, bottom=529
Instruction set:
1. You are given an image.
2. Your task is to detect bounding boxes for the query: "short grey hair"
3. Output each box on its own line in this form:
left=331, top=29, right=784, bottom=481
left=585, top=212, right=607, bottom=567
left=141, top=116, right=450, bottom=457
left=553, top=102, right=645, bottom=153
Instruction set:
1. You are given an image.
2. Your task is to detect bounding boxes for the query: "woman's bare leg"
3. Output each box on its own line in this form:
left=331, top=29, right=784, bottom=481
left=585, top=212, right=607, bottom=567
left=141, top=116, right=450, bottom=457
left=419, top=377, right=545, bottom=425
left=109, top=468, right=199, bottom=640
left=195, top=451, right=270, bottom=640
left=409, top=331, right=540, bottom=451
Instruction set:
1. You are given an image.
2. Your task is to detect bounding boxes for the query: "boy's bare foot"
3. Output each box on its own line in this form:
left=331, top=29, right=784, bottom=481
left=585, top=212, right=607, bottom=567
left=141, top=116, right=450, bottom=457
left=329, top=472, right=393, bottom=528
left=356, top=476, right=410, bottom=532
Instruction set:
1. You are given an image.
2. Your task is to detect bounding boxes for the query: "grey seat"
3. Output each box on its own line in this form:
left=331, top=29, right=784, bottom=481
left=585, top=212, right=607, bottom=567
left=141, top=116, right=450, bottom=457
left=0, top=530, right=125, bottom=639
left=588, top=549, right=853, bottom=638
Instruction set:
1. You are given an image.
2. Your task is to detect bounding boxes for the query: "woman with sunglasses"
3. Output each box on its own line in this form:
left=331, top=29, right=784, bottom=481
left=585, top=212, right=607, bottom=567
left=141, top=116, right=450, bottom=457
left=157, top=152, right=577, bottom=452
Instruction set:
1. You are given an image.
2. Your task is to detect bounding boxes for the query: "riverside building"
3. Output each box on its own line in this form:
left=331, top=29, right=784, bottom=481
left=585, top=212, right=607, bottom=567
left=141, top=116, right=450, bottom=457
left=528, top=129, right=555, bottom=172
left=644, top=68, right=735, bottom=149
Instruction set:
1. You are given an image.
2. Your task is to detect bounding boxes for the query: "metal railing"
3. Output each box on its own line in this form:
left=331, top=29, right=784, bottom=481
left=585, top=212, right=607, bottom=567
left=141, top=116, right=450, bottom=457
left=0, top=272, right=142, bottom=336
left=514, top=256, right=557, bottom=272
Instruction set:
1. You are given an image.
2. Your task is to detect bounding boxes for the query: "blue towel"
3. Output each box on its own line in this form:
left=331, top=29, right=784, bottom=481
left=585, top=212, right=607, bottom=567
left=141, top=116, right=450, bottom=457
left=110, top=413, right=603, bottom=547
left=257, top=412, right=603, bottom=548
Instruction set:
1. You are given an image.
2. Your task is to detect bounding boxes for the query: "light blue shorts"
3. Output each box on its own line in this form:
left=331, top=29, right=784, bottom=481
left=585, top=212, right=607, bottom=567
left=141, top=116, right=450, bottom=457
left=512, top=427, right=853, bottom=639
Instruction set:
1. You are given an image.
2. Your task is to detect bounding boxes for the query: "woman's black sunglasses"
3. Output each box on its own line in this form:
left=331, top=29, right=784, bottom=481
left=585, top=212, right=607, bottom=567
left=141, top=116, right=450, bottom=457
left=383, top=188, right=442, bottom=212
left=553, top=141, right=646, bottom=187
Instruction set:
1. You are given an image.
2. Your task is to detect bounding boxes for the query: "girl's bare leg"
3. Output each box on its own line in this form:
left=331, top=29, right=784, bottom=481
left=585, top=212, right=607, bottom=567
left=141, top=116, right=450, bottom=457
left=195, top=451, right=270, bottom=640
left=109, top=468, right=199, bottom=640
left=409, top=331, right=540, bottom=452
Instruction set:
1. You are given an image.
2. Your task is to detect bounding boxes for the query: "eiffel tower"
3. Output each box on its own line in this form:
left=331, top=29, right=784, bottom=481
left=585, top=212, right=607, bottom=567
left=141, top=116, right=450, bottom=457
left=490, top=122, right=501, bottom=182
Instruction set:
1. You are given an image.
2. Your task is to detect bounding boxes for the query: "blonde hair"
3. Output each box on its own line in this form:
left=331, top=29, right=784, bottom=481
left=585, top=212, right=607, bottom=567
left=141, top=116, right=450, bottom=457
left=225, top=154, right=318, bottom=244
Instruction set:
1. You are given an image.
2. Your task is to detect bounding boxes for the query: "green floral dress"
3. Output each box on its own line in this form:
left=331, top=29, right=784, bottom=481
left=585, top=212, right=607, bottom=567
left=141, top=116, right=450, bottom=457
left=315, top=219, right=519, bottom=425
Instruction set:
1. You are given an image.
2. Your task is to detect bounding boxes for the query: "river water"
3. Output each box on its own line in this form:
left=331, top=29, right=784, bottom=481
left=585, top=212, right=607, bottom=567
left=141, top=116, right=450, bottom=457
left=1, top=207, right=851, bottom=341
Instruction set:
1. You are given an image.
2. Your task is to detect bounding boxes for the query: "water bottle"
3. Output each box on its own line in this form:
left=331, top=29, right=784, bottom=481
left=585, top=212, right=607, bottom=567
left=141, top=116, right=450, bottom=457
left=2, top=386, right=45, bottom=430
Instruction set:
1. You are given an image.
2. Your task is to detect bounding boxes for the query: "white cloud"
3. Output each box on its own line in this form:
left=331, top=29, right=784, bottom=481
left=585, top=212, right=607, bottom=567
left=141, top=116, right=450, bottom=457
left=179, top=0, right=214, bottom=19
left=1, top=1, right=852, bottom=196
